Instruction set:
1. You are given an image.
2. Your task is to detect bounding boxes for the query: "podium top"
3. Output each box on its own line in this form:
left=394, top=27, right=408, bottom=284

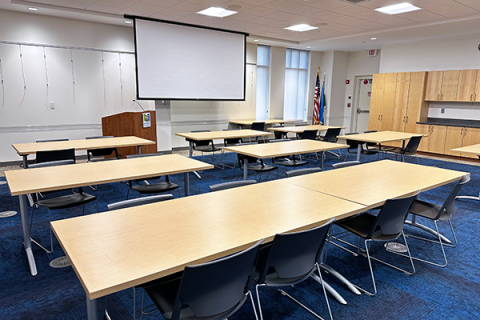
left=12, top=136, right=155, bottom=156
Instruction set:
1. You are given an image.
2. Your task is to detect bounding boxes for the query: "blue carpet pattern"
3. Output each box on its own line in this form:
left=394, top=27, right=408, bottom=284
left=0, top=152, right=479, bottom=320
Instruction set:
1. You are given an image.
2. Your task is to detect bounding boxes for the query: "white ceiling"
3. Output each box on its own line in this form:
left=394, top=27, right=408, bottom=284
left=2, top=0, right=480, bottom=51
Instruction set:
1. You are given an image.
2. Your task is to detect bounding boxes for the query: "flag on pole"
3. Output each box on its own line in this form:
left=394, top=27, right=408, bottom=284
left=319, top=75, right=326, bottom=125
left=313, top=72, right=320, bottom=125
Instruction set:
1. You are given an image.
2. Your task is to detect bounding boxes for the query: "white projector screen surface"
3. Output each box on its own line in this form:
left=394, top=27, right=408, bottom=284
left=134, top=18, right=246, bottom=100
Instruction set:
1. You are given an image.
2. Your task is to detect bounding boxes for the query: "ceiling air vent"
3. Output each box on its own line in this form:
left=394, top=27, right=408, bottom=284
left=342, top=0, right=370, bottom=3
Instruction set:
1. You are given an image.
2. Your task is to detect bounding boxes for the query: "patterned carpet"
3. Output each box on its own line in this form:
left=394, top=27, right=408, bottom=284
left=0, top=152, right=479, bottom=319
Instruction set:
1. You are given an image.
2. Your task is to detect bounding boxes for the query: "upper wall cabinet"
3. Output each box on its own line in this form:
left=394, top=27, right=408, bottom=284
left=425, top=71, right=443, bottom=101
left=425, top=70, right=460, bottom=101
left=457, top=69, right=478, bottom=102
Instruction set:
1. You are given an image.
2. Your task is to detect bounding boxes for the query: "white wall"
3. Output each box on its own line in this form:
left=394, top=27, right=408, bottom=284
left=380, top=35, right=480, bottom=121
left=343, top=50, right=381, bottom=132
left=0, top=10, right=155, bottom=162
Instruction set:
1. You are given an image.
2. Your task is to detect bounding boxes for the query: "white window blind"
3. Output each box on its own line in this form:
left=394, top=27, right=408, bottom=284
left=256, top=45, right=270, bottom=120
left=284, top=49, right=309, bottom=121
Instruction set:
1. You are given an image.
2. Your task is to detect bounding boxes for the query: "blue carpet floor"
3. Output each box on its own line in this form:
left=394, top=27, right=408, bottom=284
left=0, top=152, right=479, bottom=320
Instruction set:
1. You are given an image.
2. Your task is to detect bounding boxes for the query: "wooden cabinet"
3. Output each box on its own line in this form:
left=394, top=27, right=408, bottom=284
left=428, top=125, right=448, bottom=154
left=416, top=124, right=431, bottom=152
left=425, top=71, right=443, bottom=101
left=444, top=126, right=464, bottom=156
left=405, top=72, right=429, bottom=133
left=461, top=128, right=480, bottom=158
left=392, top=73, right=411, bottom=132
left=457, top=70, right=478, bottom=102
left=368, top=73, right=397, bottom=131
left=425, top=70, right=460, bottom=101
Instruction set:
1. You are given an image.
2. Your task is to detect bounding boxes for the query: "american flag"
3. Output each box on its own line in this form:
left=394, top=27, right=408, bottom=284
left=313, top=72, right=320, bottom=125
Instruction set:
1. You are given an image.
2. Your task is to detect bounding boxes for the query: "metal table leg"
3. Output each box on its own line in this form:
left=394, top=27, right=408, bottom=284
left=22, top=155, right=28, bottom=169
left=401, top=140, right=406, bottom=162
left=188, top=141, right=201, bottom=179
left=137, top=145, right=142, bottom=154
left=184, top=172, right=190, bottom=197
left=86, top=293, right=98, bottom=320
left=356, top=144, right=361, bottom=161
left=243, top=158, right=248, bottom=180
left=405, top=215, right=451, bottom=244
left=19, top=194, right=37, bottom=276
left=320, top=151, right=325, bottom=170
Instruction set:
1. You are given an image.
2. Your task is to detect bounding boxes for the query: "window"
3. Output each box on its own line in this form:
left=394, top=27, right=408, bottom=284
left=284, top=49, right=309, bottom=121
left=256, top=45, right=270, bottom=120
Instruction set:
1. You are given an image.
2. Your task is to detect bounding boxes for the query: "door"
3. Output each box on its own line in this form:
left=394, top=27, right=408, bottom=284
left=425, top=71, right=443, bottom=101
left=444, top=126, right=464, bottom=156
left=441, top=70, right=460, bottom=101
left=354, top=77, right=372, bottom=133
left=379, top=73, right=398, bottom=131
left=392, top=72, right=410, bottom=132
left=457, top=70, right=477, bottom=102
left=462, top=128, right=480, bottom=158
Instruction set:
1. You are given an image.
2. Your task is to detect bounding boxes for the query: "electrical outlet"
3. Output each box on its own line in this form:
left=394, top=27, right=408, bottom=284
left=441, top=108, right=445, bottom=114
left=50, top=102, right=55, bottom=109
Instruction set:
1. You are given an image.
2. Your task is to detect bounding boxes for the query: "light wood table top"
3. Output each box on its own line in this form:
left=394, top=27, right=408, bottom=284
left=176, top=129, right=271, bottom=141
left=6, top=154, right=213, bottom=196
left=12, top=136, right=155, bottom=156
left=267, top=125, right=344, bottom=133
left=229, top=119, right=299, bottom=126
left=451, top=143, right=480, bottom=156
left=51, top=179, right=366, bottom=300
left=337, top=131, right=423, bottom=144
left=286, top=160, right=468, bottom=208
left=223, top=140, right=348, bottom=159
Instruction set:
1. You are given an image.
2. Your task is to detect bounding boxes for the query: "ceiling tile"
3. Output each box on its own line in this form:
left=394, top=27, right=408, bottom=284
left=86, top=3, right=124, bottom=13
left=50, top=0, right=94, bottom=9
left=308, top=0, right=351, bottom=11
left=124, top=2, right=164, bottom=13
left=455, top=0, right=480, bottom=11
left=264, top=11, right=298, bottom=21
left=91, top=0, right=133, bottom=9
left=308, top=10, right=345, bottom=21
left=405, top=0, right=455, bottom=9
left=236, top=0, right=276, bottom=5
left=351, top=11, right=413, bottom=27
left=227, top=12, right=259, bottom=21
left=25, top=0, right=54, bottom=4
left=399, top=9, right=446, bottom=22
left=246, top=16, right=286, bottom=28
left=171, top=2, right=208, bottom=13
left=322, top=21, right=365, bottom=33
left=288, top=5, right=323, bottom=16
left=240, top=6, right=278, bottom=16
left=180, top=13, right=216, bottom=24
left=329, top=4, right=371, bottom=16
left=356, top=0, right=399, bottom=9
left=261, top=0, right=300, bottom=11
left=185, top=0, right=230, bottom=6
left=139, top=0, right=183, bottom=7
left=424, top=3, right=479, bottom=18
left=156, top=8, right=193, bottom=18
left=220, top=0, right=256, bottom=11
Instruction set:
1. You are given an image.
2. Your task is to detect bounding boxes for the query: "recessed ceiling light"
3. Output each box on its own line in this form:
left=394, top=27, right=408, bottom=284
left=370, top=37, right=377, bottom=40
left=254, top=39, right=259, bottom=42
left=124, top=20, right=132, bottom=24
left=28, top=7, right=38, bottom=11
left=284, top=24, right=318, bottom=32
left=375, top=2, right=420, bottom=15
left=197, top=7, right=237, bottom=18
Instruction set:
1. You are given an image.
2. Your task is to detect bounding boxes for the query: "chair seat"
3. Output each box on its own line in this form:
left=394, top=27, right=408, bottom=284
left=336, top=213, right=401, bottom=241
left=410, top=199, right=450, bottom=221
left=131, top=182, right=179, bottom=194
left=37, top=193, right=97, bottom=209
left=389, top=147, right=416, bottom=155
left=194, top=145, right=221, bottom=153
left=272, top=158, right=308, bottom=167
left=362, top=149, right=379, bottom=155
left=247, top=164, right=277, bottom=173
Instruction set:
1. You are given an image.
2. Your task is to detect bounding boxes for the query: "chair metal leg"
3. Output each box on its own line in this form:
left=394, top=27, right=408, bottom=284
left=248, top=291, right=260, bottom=320
left=30, top=207, right=54, bottom=254
left=255, top=284, right=266, bottom=320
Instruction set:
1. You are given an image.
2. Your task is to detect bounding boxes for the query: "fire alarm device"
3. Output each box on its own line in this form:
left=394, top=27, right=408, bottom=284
left=346, top=80, right=350, bottom=84
left=347, top=103, right=351, bottom=108
left=364, top=80, right=369, bottom=85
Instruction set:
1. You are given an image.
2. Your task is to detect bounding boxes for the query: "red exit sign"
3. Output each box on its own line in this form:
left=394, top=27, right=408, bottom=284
left=367, top=49, right=377, bottom=57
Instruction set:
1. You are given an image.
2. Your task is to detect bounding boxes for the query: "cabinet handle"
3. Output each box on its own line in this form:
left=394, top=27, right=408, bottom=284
left=403, top=115, right=405, bottom=122
left=461, top=128, right=464, bottom=135
left=441, top=93, right=443, bottom=100
left=464, top=128, right=467, bottom=136
left=437, top=93, right=440, bottom=100
left=381, top=115, right=383, bottom=120
left=475, top=93, right=477, bottom=101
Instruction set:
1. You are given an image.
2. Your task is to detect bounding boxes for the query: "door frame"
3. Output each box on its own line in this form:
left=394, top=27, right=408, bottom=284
left=350, top=75, right=373, bottom=133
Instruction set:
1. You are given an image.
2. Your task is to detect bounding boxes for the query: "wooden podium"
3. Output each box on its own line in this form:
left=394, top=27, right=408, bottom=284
left=102, top=111, right=157, bottom=157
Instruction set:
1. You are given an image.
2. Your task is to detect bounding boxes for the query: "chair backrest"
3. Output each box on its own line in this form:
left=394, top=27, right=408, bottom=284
left=28, top=159, right=74, bottom=169
left=127, top=152, right=163, bottom=159
left=273, top=125, right=284, bottom=139
left=36, top=138, right=69, bottom=143
left=223, top=129, right=242, bottom=146
left=364, top=130, right=377, bottom=133
left=107, top=194, right=173, bottom=211
left=285, top=167, right=322, bottom=177
left=367, top=192, right=419, bottom=240
left=234, top=142, right=259, bottom=165
left=257, top=219, right=335, bottom=283
left=363, top=131, right=377, bottom=146
left=344, top=132, right=360, bottom=148
left=332, top=161, right=361, bottom=169
left=85, top=136, right=114, bottom=139
left=405, top=136, right=422, bottom=154
left=301, top=130, right=318, bottom=140
left=323, top=128, right=341, bottom=142
left=36, top=148, right=76, bottom=164
left=251, top=122, right=265, bottom=131
left=174, top=240, right=263, bottom=318
left=209, top=180, right=257, bottom=192
left=269, top=139, right=290, bottom=143
left=191, top=130, right=212, bottom=147
left=436, top=174, right=470, bottom=219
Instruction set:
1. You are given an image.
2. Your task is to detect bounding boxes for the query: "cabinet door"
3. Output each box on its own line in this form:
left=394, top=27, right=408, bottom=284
left=379, top=73, right=397, bottom=131
left=441, top=70, right=460, bottom=101
left=428, top=125, right=448, bottom=154
left=392, top=72, right=410, bottom=132
left=368, top=73, right=383, bottom=131
left=461, top=128, right=480, bottom=158
left=457, top=70, right=477, bottom=102
left=425, top=71, right=443, bottom=101
left=444, top=126, right=464, bottom=156
left=405, top=72, right=428, bottom=133
left=416, top=124, right=431, bottom=152
left=475, top=70, right=480, bottom=102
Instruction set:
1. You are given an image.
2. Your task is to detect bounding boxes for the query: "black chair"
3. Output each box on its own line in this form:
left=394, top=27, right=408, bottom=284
left=220, top=129, right=242, bottom=169
left=295, top=124, right=308, bottom=139
left=251, top=122, right=266, bottom=143
left=28, top=159, right=97, bottom=254
left=188, top=130, right=221, bottom=163
left=35, top=148, right=76, bottom=164
left=343, top=133, right=377, bottom=161
left=301, top=129, right=318, bottom=140
left=363, top=130, right=395, bottom=156
left=255, top=219, right=335, bottom=320
left=36, top=138, right=69, bottom=143
left=389, top=136, right=423, bottom=163
left=322, top=128, right=342, bottom=159
left=273, top=125, right=287, bottom=140
left=140, top=240, right=264, bottom=320
left=107, top=194, right=174, bottom=211
left=126, top=153, right=180, bottom=199
left=237, top=153, right=278, bottom=181
left=85, top=136, right=121, bottom=162
left=285, top=167, right=322, bottom=177
left=332, top=160, right=361, bottom=169
left=331, top=192, right=419, bottom=296
left=270, top=138, right=308, bottom=167
left=209, top=180, right=257, bottom=192
left=402, top=175, right=470, bottom=267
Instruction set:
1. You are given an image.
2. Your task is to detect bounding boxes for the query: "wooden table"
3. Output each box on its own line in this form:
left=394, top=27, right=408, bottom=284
left=286, top=159, right=468, bottom=243
left=267, top=125, right=344, bottom=135
left=451, top=143, right=480, bottom=201
left=51, top=179, right=367, bottom=320
left=337, top=131, right=423, bottom=161
left=5, top=154, right=213, bottom=276
left=176, top=130, right=271, bottom=158
left=12, top=136, right=155, bottom=168
left=223, top=140, right=348, bottom=178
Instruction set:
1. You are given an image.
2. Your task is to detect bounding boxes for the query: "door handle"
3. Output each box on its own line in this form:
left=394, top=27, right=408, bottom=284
left=437, top=93, right=440, bottom=100
left=406, top=116, right=408, bottom=123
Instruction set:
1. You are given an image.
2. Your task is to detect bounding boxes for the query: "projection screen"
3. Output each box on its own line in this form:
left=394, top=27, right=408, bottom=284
left=129, top=16, right=247, bottom=100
